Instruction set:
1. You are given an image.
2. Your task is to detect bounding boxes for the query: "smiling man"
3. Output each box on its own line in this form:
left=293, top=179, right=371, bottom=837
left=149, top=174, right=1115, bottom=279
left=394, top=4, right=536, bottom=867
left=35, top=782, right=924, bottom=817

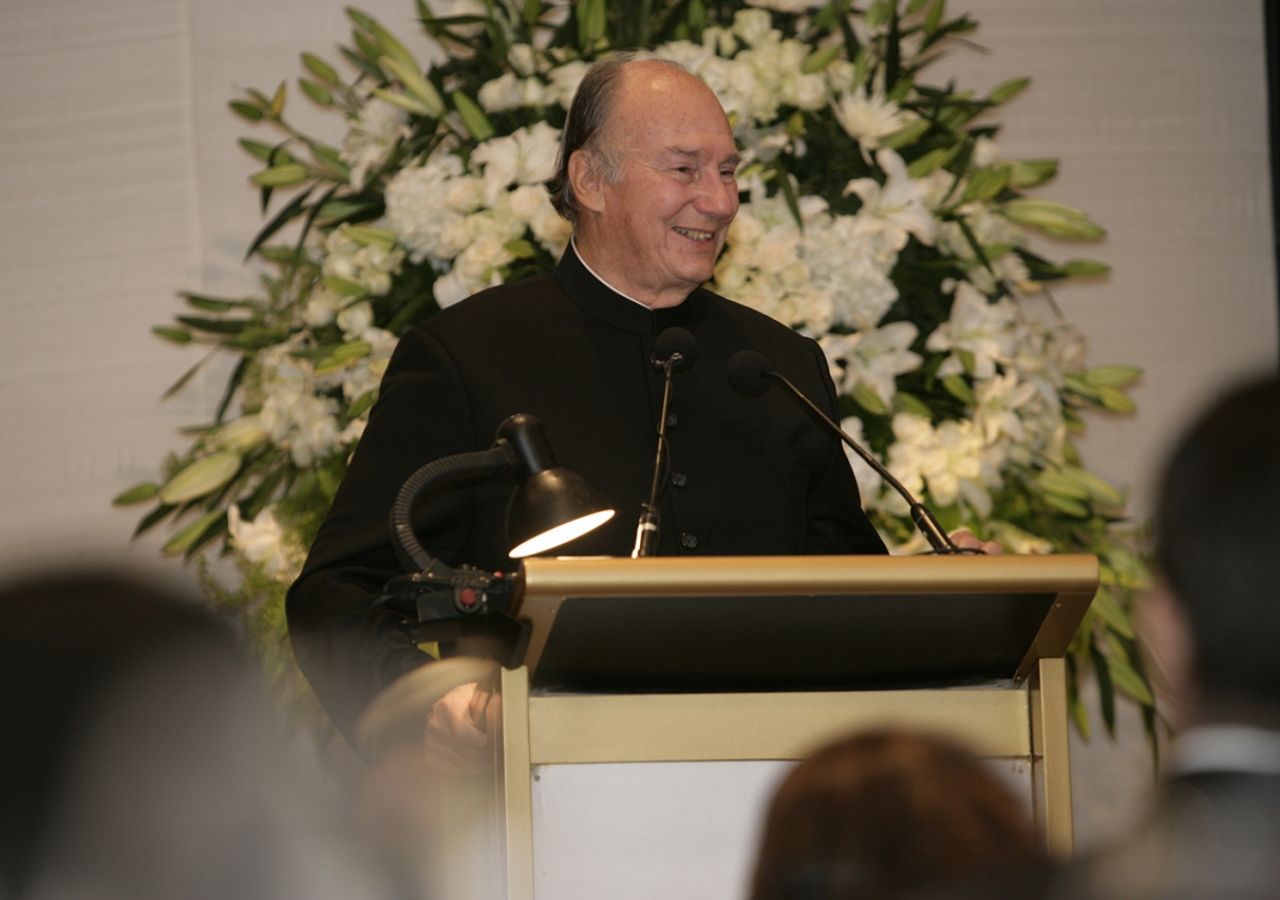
left=287, top=56, right=888, bottom=771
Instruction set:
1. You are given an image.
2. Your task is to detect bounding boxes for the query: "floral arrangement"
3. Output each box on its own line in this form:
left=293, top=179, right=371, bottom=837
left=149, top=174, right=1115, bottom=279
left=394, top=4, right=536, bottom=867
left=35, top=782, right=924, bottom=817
left=118, top=0, right=1154, bottom=744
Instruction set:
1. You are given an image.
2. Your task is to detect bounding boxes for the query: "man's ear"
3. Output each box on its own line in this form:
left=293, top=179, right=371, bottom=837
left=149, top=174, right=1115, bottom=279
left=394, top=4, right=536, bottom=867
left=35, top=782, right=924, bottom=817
left=567, top=149, right=606, bottom=215
left=1139, top=579, right=1197, bottom=724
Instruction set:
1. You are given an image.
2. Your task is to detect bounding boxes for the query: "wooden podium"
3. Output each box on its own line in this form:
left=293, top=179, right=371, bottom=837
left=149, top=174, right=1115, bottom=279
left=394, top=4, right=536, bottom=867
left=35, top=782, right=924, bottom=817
left=361, top=552, right=1097, bottom=900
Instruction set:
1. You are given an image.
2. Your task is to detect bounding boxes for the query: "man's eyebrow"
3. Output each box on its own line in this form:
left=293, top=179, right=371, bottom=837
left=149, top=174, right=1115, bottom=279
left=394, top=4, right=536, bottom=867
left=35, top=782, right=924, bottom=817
left=663, top=147, right=743, bottom=168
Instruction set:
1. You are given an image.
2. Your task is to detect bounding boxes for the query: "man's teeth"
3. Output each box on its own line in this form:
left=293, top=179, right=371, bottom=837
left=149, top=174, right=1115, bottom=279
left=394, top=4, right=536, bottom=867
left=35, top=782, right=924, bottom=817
left=674, top=227, right=714, bottom=241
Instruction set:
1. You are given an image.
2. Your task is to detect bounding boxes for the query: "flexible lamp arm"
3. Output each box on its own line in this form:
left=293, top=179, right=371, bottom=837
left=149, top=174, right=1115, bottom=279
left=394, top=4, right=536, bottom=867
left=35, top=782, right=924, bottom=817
left=390, top=442, right=518, bottom=574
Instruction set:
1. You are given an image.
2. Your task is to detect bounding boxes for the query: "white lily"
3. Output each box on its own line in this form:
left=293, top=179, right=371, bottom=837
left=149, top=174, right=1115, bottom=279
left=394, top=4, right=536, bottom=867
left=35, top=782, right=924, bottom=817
left=844, top=148, right=938, bottom=251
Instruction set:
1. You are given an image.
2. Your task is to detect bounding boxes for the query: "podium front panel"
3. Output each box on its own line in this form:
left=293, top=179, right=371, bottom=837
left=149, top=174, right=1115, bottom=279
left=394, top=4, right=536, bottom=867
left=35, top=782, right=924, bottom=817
left=530, top=591, right=1055, bottom=693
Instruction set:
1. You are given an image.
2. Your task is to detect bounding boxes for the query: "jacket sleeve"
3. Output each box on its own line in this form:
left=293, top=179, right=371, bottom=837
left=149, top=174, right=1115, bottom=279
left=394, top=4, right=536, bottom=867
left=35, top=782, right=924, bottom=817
left=801, top=339, right=888, bottom=556
left=285, top=327, right=481, bottom=745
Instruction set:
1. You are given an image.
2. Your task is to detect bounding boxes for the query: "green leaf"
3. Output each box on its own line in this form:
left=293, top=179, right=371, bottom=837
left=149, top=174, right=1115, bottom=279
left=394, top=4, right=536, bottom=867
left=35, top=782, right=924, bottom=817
left=988, top=77, right=1030, bottom=106
left=452, top=90, right=494, bottom=141
left=892, top=391, right=933, bottom=418
left=1090, top=587, right=1135, bottom=639
left=161, top=509, right=224, bottom=557
left=1007, top=158, right=1057, bottom=188
left=322, top=276, right=367, bottom=297
left=1042, top=492, right=1090, bottom=518
left=346, top=7, right=377, bottom=32
left=370, top=86, right=436, bottom=118
left=239, top=139, right=276, bottom=162
left=132, top=502, right=177, bottom=538
left=346, top=389, right=378, bottom=419
left=332, top=340, right=372, bottom=360
left=299, top=78, right=334, bottom=107
left=906, top=146, right=957, bottom=178
left=801, top=45, right=841, bottom=75
left=852, top=382, right=889, bottom=416
left=1105, top=645, right=1155, bottom=706
left=1097, top=386, right=1137, bottom=414
left=1085, top=364, right=1142, bottom=387
left=878, top=117, right=931, bottom=150
left=1003, top=197, right=1106, bottom=239
left=301, top=52, right=340, bottom=86
left=159, top=451, right=242, bottom=505
left=577, top=0, right=606, bottom=47
left=152, top=326, right=192, bottom=344
left=269, top=81, right=287, bottom=117
left=1061, top=259, right=1111, bottom=277
left=505, top=238, right=537, bottom=259
left=370, top=19, right=419, bottom=71
left=1038, top=469, right=1090, bottom=500
left=250, top=163, right=309, bottom=187
left=941, top=375, right=977, bottom=406
left=182, top=294, right=238, bottom=313
left=229, top=100, right=264, bottom=121
left=379, top=56, right=444, bottom=116
left=1064, top=466, right=1125, bottom=507
left=962, top=165, right=1009, bottom=203
left=309, top=143, right=350, bottom=179
left=245, top=186, right=315, bottom=261
left=113, top=482, right=160, bottom=505
left=1091, top=644, right=1117, bottom=737
left=343, top=224, right=397, bottom=249
left=923, top=0, right=945, bottom=35
left=176, top=316, right=251, bottom=335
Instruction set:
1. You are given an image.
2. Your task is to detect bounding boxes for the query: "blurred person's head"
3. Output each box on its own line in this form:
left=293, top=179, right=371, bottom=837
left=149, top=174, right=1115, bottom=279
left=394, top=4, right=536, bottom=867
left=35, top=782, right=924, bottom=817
left=1146, top=373, right=1280, bottom=725
left=0, top=568, right=385, bottom=900
left=749, top=731, right=1045, bottom=900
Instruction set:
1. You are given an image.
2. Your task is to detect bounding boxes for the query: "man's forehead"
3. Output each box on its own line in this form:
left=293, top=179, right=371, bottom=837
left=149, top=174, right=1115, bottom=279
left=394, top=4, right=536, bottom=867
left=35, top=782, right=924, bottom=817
left=662, top=145, right=743, bottom=165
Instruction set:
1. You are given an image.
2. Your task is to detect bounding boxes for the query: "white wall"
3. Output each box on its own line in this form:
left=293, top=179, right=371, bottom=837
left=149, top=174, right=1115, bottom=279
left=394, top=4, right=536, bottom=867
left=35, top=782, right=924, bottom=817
left=1, top=0, right=1275, bottom=852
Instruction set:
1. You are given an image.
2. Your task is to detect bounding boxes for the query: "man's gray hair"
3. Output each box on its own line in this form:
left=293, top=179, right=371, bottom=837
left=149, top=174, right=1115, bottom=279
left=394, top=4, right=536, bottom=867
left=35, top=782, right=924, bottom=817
left=549, top=52, right=688, bottom=225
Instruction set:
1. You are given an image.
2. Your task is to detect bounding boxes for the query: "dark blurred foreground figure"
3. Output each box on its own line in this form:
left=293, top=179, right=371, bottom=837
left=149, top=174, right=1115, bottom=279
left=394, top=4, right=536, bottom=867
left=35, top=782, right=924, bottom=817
left=0, top=569, right=389, bottom=900
left=1046, top=373, right=1280, bottom=900
left=748, top=731, right=1048, bottom=900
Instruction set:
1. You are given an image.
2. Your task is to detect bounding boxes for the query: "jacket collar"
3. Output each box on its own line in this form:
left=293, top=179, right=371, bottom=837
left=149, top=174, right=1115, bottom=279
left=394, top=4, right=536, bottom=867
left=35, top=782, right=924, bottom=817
left=554, top=240, right=695, bottom=336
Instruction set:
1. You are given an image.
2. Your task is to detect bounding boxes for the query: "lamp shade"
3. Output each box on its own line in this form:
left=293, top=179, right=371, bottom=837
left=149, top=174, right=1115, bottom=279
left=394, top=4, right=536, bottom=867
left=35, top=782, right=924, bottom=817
left=505, top=467, right=615, bottom=558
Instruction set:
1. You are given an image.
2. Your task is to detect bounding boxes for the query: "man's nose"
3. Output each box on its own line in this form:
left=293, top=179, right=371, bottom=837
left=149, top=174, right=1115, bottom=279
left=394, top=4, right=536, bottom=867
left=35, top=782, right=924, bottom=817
left=696, top=176, right=739, bottom=219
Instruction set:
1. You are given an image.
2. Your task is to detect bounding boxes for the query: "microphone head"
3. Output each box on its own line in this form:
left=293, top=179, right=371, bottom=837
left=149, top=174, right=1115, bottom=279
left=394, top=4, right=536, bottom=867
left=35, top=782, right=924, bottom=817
left=653, top=327, right=697, bottom=373
left=727, top=350, right=773, bottom=397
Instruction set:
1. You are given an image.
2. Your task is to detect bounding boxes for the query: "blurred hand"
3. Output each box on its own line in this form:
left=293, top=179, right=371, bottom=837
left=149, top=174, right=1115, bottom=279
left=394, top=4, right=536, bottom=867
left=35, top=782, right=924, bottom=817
left=949, top=529, right=1003, bottom=555
left=422, top=682, right=491, bottom=775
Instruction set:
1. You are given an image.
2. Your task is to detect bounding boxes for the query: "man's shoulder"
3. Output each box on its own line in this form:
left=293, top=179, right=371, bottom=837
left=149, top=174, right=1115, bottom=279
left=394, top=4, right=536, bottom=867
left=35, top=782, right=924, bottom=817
left=694, top=287, right=820, bottom=354
left=424, top=270, right=566, bottom=331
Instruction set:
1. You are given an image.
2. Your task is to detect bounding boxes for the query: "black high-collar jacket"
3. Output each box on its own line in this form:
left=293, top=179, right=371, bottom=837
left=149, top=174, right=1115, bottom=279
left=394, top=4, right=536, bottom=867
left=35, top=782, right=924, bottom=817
left=287, top=244, right=886, bottom=741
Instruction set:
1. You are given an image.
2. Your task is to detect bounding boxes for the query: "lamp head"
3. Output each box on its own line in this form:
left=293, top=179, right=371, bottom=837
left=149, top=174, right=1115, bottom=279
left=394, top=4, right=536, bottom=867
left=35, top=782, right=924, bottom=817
left=496, top=414, right=615, bottom=558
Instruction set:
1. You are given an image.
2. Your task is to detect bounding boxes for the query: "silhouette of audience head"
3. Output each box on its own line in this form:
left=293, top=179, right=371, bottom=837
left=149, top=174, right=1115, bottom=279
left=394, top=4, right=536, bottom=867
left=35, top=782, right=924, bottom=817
left=1150, top=373, right=1280, bottom=722
left=0, top=568, right=386, bottom=900
left=749, top=730, right=1046, bottom=900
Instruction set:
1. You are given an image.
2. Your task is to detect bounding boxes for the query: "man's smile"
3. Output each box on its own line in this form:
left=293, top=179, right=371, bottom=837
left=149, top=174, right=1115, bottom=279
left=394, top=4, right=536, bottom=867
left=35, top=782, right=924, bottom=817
left=673, top=226, right=716, bottom=241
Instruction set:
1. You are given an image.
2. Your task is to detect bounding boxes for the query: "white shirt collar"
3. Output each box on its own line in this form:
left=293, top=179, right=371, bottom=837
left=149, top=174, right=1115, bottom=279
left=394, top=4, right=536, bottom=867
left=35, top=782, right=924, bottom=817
left=570, top=236, right=654, bottom=310
left=1173, top=724, right=1280, bottom=776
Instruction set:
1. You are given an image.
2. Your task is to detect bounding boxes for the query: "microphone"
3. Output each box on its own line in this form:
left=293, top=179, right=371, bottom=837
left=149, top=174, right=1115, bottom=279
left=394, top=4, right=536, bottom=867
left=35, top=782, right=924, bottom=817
left=727, top=350, right=963, bottom=554
left=653, top=326, right=697, bottom=373
left=634, top=327, right=697, bottom=557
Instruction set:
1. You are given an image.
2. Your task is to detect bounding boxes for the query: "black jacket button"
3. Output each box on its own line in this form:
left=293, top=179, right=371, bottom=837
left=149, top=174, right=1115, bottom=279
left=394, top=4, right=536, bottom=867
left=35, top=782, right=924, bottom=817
left=671, top=472, right=687, bottom=487
left=681, top=533, right=698, bottom=549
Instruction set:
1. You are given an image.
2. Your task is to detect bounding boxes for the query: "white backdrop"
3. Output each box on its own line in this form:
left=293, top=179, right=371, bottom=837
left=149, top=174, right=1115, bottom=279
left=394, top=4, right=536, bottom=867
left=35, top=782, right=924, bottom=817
left=1, top=0, right=1276, bottom=853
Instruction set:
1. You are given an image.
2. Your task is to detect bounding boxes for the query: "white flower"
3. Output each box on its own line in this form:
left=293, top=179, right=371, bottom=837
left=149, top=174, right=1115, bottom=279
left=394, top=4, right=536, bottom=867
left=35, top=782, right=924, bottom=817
left=732, top=8, right=776, bottom=47
left=802, top=212, right=899, bottom=330
left=548, top=60, right=590, bottom=109
left=972, top=371, right=1038, bottom=444
left=746, top=0, right=825, bottom=10
left=385, top=152, right=483, bottom=265
left=300, top=285, right=346, bottom=328
left=478, top=72, right=523, bottom=112
left=821, top=322, right=922, bottom=405
left=885, top=413, right=997, bottom=517
left=470, top=121, right=561, bottom=206
left=227, top=504, right=298, bottom=581
left=507, top=43, right=539, bottom=76
left=844, top=148, right=939, bottom=250
left=832, top=87, right=914, bottom=152
left=530, top=200, right=573, bottom=257
left=925, top=281, right=1018, bottom=379
left=839, top=415, right=884, bottom=507
left=340, top=98, right=410, bottom=191
left=336, top=300, right=373, bottom=339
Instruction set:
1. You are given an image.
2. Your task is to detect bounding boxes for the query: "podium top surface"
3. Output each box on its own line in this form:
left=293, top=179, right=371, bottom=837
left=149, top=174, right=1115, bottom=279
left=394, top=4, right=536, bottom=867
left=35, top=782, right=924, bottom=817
left=509, top=554, right=1098, bottom=695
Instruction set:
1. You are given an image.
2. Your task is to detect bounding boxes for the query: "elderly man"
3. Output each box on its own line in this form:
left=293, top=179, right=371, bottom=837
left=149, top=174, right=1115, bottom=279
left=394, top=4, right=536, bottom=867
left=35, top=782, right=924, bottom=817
left=287, top=56, right=890, bottom=769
